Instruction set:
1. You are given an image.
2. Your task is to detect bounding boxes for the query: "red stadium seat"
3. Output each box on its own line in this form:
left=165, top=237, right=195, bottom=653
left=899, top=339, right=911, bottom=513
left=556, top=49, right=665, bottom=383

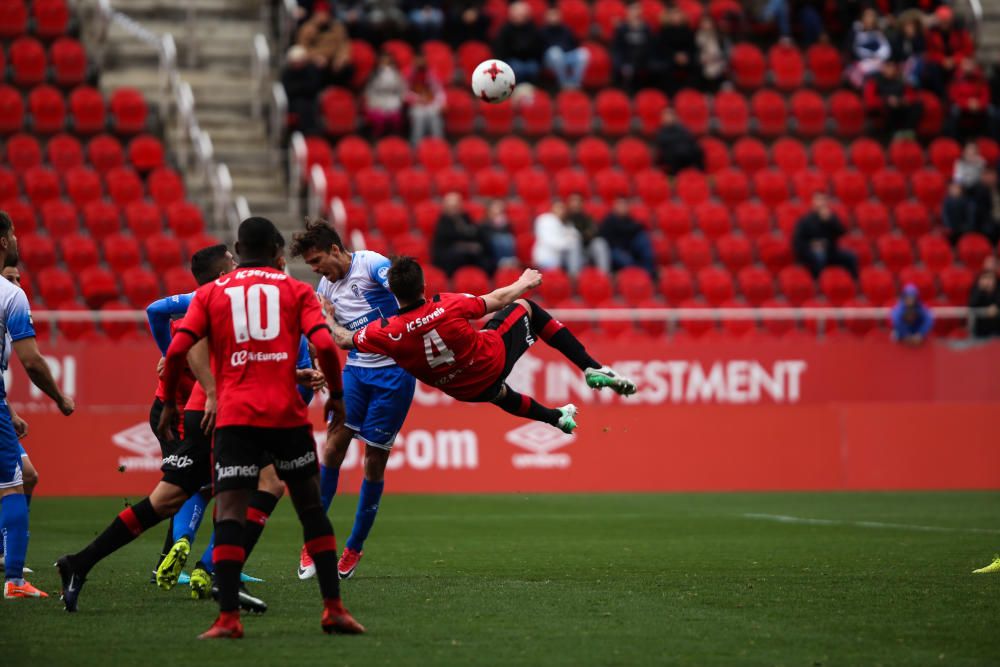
left=59, top=232, right=99, bottom=273
left=716, top=233, right=752, bottom=272
left=0, top=85, right=26, bottom=134
left=124, top=201, right=161, bottom=239
left=940, top=264, right=974, bottom=304
left=457, top=41, right=491, bottom=82
left=917, top=90, right=943, bottom=138
left=333, top=136, right=371, bottom=174
left=894, top=201, right=931, bottom=240
left=595, top=89, right=631, bottom=136
left=918, top=234, right=953, bottom=272
left=37, top=265, right=74, bottom=304
left=180, top=233, right=222, bottom=259
left=455, top=136, right=492, bottom=173
left=375, top=136, right=412, bottom=174
left=734, top=201, right=771, bottom=238
left=164, top=201, right=204, bottom=238
left=839, top=233, right=873, bottom=267
left=829, top=90, right=865, bottom=137
left=51, top=38, right=87, bottom=88
left=698, top=266, right=735, bottom=306
left=977, top=137, right=999, bottom=166
left=554, top=168, right=590, bottom=200
left=756, top=234, right=793, bottom=273
left=673, top=90, right=710, bottom=134
left=55, top=301, right=100, bottom=341
left=2, top=197, right=37, bottom=235
left=577, top=267, right=613, bottom=306
left=700, top=137, right=730, bottom=174
left=516, top=89, right=551, bottom=137
left=349, top=41, right=375, bottom=87
left=675, top=170, right=710, bottom=206
left=127, top=134, right=165, bottom=172
left=83, top=200, right=120, bottom=240
left=443, top=87, right=476, bottom=135
left=582, top=41, right=612, bottom=89
left=713, top=168, right=750, bottom=207
left=105, top=167, right=143, bottom=206
left=634, top=88, right=668, bottom=136
left=848, top=138, right=885, bottom=176
left=0, top=170, right=17, bottom=203
left=109, top=88, right=148, bottom=135
left=422, top=40, right=454, bottom=84
left=65, top=166, right=102, bottom=207
left=594, top=168, right=630, bottom=201
left=67, top=87, right=104, bottom=136
left=737, top=266, right=774, bottom=305
left=715, top=90, right=749, bottom=138
left=778, top=265, right=814, bottom=305
left=732, top=137, right=768, bottom=174
left=416, top=137, right=452, bottom=172
left=855, top=200, right=890, bottom=239
left=46, top=133, right=83, bottom=173
left=792, top=169, right=829, bottom=202
left=28, top=85, right=66, bottom=134
left=163, top=266, right=197, bottom=295
left=33, top=0, right=70, bottom=39
left=819, top=266, right=855, bottom=305
left=481, top=96, right=514, bottom=136
left=0, top=1, right=28, bottom=39
left=695, top=202, right=731, bottom=239
left=750, top=90, right=787, bottom=138
left=928, top=137, right=961, bottom=174
left=452, top=266, right=490, bottom=296
left=6, top=133, right=41, bottom=173
left=911, top=169, right=947, bottom=210
left=633, top=169, right=670, bottom=207
left=616, top=267, right=654, bottom=306
left=810, top=138, right=847, bottom=176
left=871, top=169, right=907, bottom=207
left=877, top=233, right=914, bottom=273
left=372, top=201, right=410, bottom=239
left=832, top=169, right=869, bottom=208
left=730, top=43, right=766, bottom=89
left=575, top=137, right=611, bottom=173
left=433, top=167, right=470, bottom=197
left=806, top=43, right=843, bottom=90
left=79, top=266, right=119, bottom=308
left=317, top=167, right=350, bottom=204
left=658, top=267, right=694, bottom=304
left=121, top=266, right=160, bottom=308
left=676, top=234, right=712, bottom=271
left=143, top=233, right=183, bottom=273
left=355, top=167, right=392, bottom=203
left=957, top=233, right=993, bottom=270
left=86, top=134, right=125, bottom=175
left=148, top=168, right=185, bottom=208
left=532, top=136, right=569, bottom=174
left=888, top=138, right=925, bottom=175
left=899, top=266, right=936, bottom=302
left=772, top=137, right=808, bottom=174
left=768, top=42, right=805, bottom=92
left=655, top=202, right=693, bottom=239
left=556, top=90, right=592, bottom=137
left=40, top=198, right=77, bottom=235
left=860, top=266, right=896, bottom=306
left=496, top=136, right=534, bottom=173
left=319, top=88, right=356, bottom=135
left=753, top=168, right=789, bottom=208
left=536, top=268, right=570, bottom=304
left=790, top=90, right=825, bottom=137
left=614, top=137, right=651, bottom=174
left=593, top=0, right=627, bottom=40
left=382, top=40, right=414, bottom=72
left=394, top=167, right=432, bottom=205
left=100, top=300, right=143, bottom=340
left=390, top=231, right=430, bottom=265
left=774, top=200, right=807, bottom=237
left=10, top=37, right=47, bottom=88
left=102, top=232, right=141, bottom=272
left=24, top=166, right=60, bottom=205
left=558, top=0, right=592, bottom=40
left=514, top=168, right=551, bottom=207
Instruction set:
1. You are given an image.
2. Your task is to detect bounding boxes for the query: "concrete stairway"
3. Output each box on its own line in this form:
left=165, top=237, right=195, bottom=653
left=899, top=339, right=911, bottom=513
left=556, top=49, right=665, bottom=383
left=82, top=0, right=288, bottom=244
left=972, top=0, right=1000, bottom=64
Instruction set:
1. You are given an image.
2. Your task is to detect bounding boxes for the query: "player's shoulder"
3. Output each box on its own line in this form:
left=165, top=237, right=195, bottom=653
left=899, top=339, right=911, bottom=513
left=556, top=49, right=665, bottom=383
left=0, top=277, right=28, bottom=306
left=354, top=250, right=391, bottom=279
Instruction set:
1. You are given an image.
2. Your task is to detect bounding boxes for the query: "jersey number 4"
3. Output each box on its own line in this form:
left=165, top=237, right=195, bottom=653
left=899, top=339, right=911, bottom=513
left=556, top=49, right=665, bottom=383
left=225, top=285, right=280, bottom=342
left=422, top=329, right=455, bottom=368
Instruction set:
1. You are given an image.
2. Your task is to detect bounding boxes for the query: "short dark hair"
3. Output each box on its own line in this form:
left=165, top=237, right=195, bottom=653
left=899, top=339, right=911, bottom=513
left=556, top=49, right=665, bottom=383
left=0, top=211, right=12, bottom=237
left=190, top=244, right=230, bottom=285
left=237, top=216, right=280, bottom=261
left=290, top=219, right=345, bottom=258
left=387, top=256, right=424, bottom=303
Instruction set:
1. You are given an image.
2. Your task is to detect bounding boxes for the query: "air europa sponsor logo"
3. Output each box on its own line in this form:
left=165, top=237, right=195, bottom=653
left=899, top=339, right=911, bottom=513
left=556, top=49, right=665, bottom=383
left=316, top=429, right=479, bottom=471
left=230, top=350, right=290, bottom=366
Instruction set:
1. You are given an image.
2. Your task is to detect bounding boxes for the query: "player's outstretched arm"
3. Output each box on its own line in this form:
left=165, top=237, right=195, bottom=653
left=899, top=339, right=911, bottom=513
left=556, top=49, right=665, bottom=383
left=12, top=338, right=73, bottom=415
left=146, top=293, right=192, bottom=356
left=481, top=268, right=543, bottom=314
left=330, top=321, right=357, bottom=350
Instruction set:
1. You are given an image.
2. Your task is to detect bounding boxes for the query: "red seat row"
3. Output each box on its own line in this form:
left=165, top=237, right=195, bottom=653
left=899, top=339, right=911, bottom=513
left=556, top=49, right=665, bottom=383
left=0, top=85, right=147, bottom=135
left=2, top=162, right=184, bottom=211
left=3, top=36, right=88, bottom=88
left=0, top=0, right=71, bottom=41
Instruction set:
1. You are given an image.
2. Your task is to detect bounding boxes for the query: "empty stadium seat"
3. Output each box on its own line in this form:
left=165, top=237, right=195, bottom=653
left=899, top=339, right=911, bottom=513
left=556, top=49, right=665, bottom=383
left=676, top=234, right=712, bottom=271
left=658, top=266, right=695, bottom=304
left=1, top=198, right=36, bottom=234
left=911, top=168, right=947, bottom=210
left=877, top=233, right=915, bottom=273
left=694, top=201, right=731, bottom=239
left=47, top=132, right=83, bottom=173
left=737, top=266, right=774, bottom=305
left=51, top=37, right=87, bottom=88
left=673, top=90, right=709, bottom=134
left=750, top=90, right=787, bottom=138
left=69, top=86, right=106, bottom=135
left=79, top=266, right=119, bottom=307
left=24, top=166, right=60, bottom=205
left=594, top=168, right=630, bottom=201
left=730, top=43, right=765, bottom=89
left=582, top=41, right=611, bottom=89
left=0, top=1, right=28, bottom=39
left=940, top=264, right=974, bottom=304
left=82, top=200, right=120, bottom=240
left=394, top=167, right=432, bottom=205
left=595, top=89, right=631, bottom=136
left=734, top=201, right=771, bottom=239
left=443, top=87, right=476, bottom=135
left=163, top=265, right=196, bottom=295
left=105, top=167, right=143, bottom=206
left=756, top=234, right=793, bottom=273
left=634, top=88, right=668, bottom=136
left=148, top=168, right=185, bottom=207
left=372, top=201, right=410, bottom=239
left=790, top=90, right=825, bottom=137
left=11, top=37, right=47, bottom=88
left=918, top=234, right=953, bottom=272
left=38, top=266, right=76, bottom=304
left=452, top=265, right=491, bottom=295
left=454, top=136, right=492, bottom=173
left=481, top=96, right=514, bottom=136
left=556, top=90, right=592, bottom=137
left=860, top=266, right=895, bottom=306
left=713, top=168, right=749, bottom=207
left=777, top=265, right=814, bottom=305
left=894, top=201, right=931, bottom=239
left=715, top=90, right=749, bottom=138
left=336, top=136, right=374, bottom=173
left=28, top=85, right=67, bottom=134
left=40, top=198, right=77, bottom=235
left=614, top=137, right=652, bottom=174
left=928, top=137, right=961, bottom=174
left=772, top=137, right=809, bottom=174
left=143, top=233, right=183, bottom=273
left=554, top=168, right=590, bottom=200
left=769, top=42, right=805, bottom=92
left=87, top=134, right=125, bottom=173
left=806, top=43, right=843, bottom=90
left=124, top=201, right=161, bottom=239
left=0, top=85, right=26, bottom=134
left=871, top=169, right=907, bottom=207
left=698, top=266, right=735, bottom=306
left=65, top=166, right=102, bottom=206
left=888, top=138, right=925, bottom=175
left=899, top=266, right=936, bottom=302
left=732, top=137, right=768, bottom=173
left=109, top=88, right=148, bottom=135
left=593, top=0, right=626, bottom=40
left=957, top=233, right=993, bottom=270
left=753, top=168, right=789, bottom=208
left=457, top=41, right=491, bottom=82
left=655, top=202, right=692, bottom=239
left=699, top=137, right=731, bottom=173
left=819, top=266, right=855, bottom=305
left=374, top=136, right=412, bottom=173
left=103, top=232, right=142, bottom=272
left=829, top=90, right=865, bottom=137
left=416, top=137, right=452, bottom=172
left=810, top=138, right=847, bottom=176
left=514, top=168, right=551, bottom=207
left=6, top=133, right=41, bottom=173
left=839, top=233, right=873, bottom=267
left=165, top=201, right=205, bottom=238
left=60, top=232, right=97, bottom=272
left=715, top=233, right=752, bottom=272
left=319, top=88, right=356, bottom=135
left=833, top=169, right=869, bottom=208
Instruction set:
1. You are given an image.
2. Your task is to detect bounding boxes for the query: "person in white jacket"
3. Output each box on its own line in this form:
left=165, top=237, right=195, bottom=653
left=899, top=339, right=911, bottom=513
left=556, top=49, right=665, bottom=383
left=532, top=200, right=584, bottom=276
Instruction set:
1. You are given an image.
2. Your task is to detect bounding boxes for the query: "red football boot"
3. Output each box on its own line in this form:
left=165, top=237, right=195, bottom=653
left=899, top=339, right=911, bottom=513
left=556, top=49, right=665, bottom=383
left=198, top=612, right=244, bottom=639
left=321, top=599, right=366, bottom=635
left=337, top=547, right=362, bottom=580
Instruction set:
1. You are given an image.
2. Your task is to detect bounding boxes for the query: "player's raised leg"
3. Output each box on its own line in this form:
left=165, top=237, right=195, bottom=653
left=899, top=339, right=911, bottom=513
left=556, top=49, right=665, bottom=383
left=973, top=555, right=1000, bottom=573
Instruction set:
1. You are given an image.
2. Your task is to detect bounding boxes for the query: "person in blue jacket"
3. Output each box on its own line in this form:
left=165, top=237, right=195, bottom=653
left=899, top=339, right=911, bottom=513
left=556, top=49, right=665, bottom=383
left=891, top=284, right=933, bottom=346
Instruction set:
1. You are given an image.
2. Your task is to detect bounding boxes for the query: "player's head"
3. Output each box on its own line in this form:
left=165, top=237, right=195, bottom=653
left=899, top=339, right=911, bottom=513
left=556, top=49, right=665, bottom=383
left=387, top=256, right=425, bottom=305
left=290, top=218, right=351, bottom=281
left=236, top=216, right=282, bottom=268
left=2, top=265, right=20, bottom=286
left=0, top=210, right=19, bottom=268
left=191, top=244, right=236, bottom=285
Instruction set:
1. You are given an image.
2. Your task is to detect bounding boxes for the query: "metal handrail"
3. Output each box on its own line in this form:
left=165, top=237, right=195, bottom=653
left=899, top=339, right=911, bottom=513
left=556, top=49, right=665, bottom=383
left=251, top=34, right=270, bottom=121
left=289, top=131, right=308, bottom=214
left=269, top=81, right=288, bottom=161
left=308, top=164, right=327, bottom=220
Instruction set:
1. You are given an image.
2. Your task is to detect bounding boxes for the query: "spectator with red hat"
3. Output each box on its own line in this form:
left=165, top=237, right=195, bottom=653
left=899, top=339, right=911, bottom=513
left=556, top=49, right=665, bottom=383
left=924, top=5, right=975, bottom=96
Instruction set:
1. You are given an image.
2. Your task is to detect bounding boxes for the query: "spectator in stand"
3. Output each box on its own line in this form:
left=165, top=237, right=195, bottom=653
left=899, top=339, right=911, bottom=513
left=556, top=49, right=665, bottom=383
left=891, top=284, right=933, bottom=345
left=923, top=5, right=975, bottom=97
left=404, top=0, right=446, bottom=42
left=611, top=3, right=655, bottom=93
left=533, top=200, right=584, bottom=276
left=480, top=200, right=518, bottom=269
left=599, top=198, right=656, bottom=277
left=654, top=7, right=698, bottom=94
left=793, top=192, right=858, bottom=278
left=281, top=45, right=326, bottom=135
left=948, top=59, right=997, bottom=140
left=405, top=55, right=446, bottom=144
left=312, top=21, right=355, bottom=88
left=942, top=181, right=976, bottom=240
left=890, top=16, right=925, bottom=88
left=444, top=1, right=491, bottom=48
left=695, top=15, right=728, bottom=92
left=846, top=8, right=892, bottom=89
left=540, top=7, right=590, bottom=90
left=493, top=2, right=545, bottom=85
left=969, top=268, right=1000, bottom=338
left=432, top=192, right=493, bottom=275
left=654, top=108, right=704, bottom=173
left=364, top=51, right=406, bottom=137
left=759, top=0, right=791, bottom=39
left=863, top=59, right=923, bottom=137
left=565, top=193, right=612, bottom=273
left=954, top=141, right=986, bottom=189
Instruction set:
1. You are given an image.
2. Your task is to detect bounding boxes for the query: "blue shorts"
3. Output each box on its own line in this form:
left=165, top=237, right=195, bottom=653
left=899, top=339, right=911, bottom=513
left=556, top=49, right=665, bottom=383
left=342, top=364, right=415, bottom=450
left=0, top=403, right=23, bottom=489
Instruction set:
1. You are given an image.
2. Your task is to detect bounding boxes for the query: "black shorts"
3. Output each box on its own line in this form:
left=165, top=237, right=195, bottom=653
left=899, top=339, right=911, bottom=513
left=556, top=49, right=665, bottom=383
left=160, top=410, right=213, bottom=495
left=149, top=397, right=182, bottom=458
left=213, top=425, right=317, bottom=492
left=472, top=303, right=537, bottom=402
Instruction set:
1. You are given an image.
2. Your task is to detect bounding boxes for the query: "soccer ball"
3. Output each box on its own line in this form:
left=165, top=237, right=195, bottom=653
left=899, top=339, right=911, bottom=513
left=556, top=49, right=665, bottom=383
left=471, top=59, right=516, bottom=104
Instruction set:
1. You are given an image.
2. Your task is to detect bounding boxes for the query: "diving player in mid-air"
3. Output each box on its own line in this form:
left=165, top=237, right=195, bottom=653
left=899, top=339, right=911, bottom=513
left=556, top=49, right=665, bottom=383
left=289, top=220, right=416, bottom=580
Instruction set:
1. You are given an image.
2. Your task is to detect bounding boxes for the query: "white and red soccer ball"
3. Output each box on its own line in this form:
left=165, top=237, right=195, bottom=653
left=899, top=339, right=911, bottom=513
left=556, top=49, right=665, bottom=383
left=471, top=59, right=516, bottom=104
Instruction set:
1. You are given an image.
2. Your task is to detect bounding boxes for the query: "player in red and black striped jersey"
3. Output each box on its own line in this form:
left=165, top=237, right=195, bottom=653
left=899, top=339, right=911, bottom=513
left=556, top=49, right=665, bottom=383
left=330, top=257, right=637, bottom=433
left=157, top=217, right=362, bottom=639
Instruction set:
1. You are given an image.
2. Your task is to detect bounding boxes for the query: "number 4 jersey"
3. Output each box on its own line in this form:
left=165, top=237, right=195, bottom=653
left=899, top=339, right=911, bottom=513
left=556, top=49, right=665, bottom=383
left=353, top=293, right=504, bottom=401
left=178, top=265, right=328, bottom=429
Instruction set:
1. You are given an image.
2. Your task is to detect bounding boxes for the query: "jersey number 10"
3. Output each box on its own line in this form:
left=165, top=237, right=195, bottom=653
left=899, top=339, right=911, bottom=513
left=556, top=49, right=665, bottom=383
left=225, top=285, right=280, bottom=342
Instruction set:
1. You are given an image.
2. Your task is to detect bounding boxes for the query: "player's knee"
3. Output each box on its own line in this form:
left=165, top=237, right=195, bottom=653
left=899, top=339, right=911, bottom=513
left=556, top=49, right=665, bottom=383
left=514, top=298, right=533, bottom=317
left=21, top=462, right=38, bottom=490
left=364, top=447, right=390, bottom=482
left=322, top=428, right=353, bottom=468
left=257, top=465, right=284, bottom=498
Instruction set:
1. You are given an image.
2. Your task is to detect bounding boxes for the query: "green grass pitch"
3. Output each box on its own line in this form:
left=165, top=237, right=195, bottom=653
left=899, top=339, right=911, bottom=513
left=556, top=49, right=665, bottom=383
left=3, top=492, right=999, bottom=666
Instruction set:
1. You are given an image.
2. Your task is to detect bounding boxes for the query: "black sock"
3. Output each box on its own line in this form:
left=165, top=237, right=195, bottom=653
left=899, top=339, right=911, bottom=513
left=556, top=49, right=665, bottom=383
left=526, top=300, right=600, bottom=371
left=301, top=507, right=341, bottom=601
left=494, top=387, right=562, bottom=427
left=243, top=490, right=279, bottom=562
left=213, top=519, right=245, bottom=613
left=72, top=498, right=163, bottom=576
